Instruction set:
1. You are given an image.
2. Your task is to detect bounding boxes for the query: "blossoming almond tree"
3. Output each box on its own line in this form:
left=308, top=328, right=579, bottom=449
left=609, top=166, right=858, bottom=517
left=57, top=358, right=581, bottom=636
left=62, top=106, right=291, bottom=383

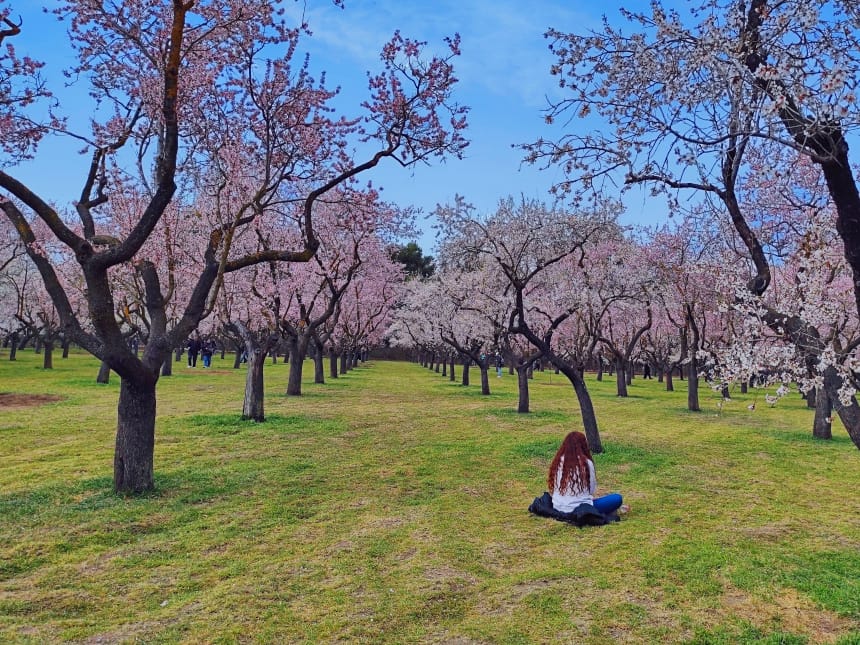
left=707, top=150, right=860, bottom=439
left=435, top=195, right=614, bottom=452
left=0, top=6, right=59, bottom=163
left=431, top=266, right=509, bottom=396
left=0, top=211, right=28, bottom=355
left=320, top=250, right=402, bottom=376
left=526, top=0, right=860, bottom=448
left=0, top=0, right=468, bottom=492
left=278, top=191, right=405, bottom=397
left=575, top=237, right=655, bottom=398
left=642, top=215, right=730, bottom=407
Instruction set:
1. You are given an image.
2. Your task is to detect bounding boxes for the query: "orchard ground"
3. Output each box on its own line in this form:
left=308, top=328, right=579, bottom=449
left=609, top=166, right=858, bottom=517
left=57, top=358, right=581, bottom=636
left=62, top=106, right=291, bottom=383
left=1, top=350, right=859, bottom=644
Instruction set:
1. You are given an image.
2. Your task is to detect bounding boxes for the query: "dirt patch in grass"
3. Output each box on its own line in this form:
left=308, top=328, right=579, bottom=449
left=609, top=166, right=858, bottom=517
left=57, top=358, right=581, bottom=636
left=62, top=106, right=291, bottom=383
left=740, top=520, right=799, bottom=542
left=722, top=583, right=854, bottom=642
left=0, top=393, right=64, bottom=408
left=424, top=564, right=477, bottom=589
left=482, top=578, right=557, bottom=617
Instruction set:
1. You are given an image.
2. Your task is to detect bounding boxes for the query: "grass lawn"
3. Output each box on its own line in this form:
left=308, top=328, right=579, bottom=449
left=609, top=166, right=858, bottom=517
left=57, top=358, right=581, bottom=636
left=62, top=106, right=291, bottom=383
left=1, top=350, right=859, bottom=644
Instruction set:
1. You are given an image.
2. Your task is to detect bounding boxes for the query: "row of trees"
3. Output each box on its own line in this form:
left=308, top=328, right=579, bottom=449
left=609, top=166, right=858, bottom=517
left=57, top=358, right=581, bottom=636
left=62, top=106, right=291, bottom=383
left=389, top=1, right=860, bottom=457
left=510, top=0, right=860, bottom=451
left=5, top=0, right=860, bottom=495
left=0, top=197, right=409, bottom=405
left=0, top=0, right=467, bottom=492
left=388, top=184, right=860, bottom=454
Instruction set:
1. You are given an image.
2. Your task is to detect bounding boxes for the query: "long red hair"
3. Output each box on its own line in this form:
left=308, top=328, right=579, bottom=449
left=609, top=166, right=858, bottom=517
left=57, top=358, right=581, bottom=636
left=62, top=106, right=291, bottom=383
left=548, top=431, right=592, bottom=494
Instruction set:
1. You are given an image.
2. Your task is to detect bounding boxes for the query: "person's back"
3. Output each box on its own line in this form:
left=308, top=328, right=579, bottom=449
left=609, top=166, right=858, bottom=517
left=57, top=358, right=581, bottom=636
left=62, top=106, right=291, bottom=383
left=551, top=455, right=597, bottom=513
left=548, top=431, right=623, bottom=516
left=187, top=337, right=201, bottom=367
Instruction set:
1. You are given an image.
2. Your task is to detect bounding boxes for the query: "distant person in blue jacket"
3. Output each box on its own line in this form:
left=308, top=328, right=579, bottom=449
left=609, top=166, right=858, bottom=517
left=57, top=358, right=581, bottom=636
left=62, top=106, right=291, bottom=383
left=549, top=431, right=624, bottom=515
left=201, top=339, right=213, bottom=368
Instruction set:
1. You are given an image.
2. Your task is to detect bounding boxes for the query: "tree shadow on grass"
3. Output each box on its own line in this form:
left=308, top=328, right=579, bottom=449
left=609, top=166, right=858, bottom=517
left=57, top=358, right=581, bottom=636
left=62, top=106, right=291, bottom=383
left=172, top=412, right=345, bottom=437
left=510, top=439, right=678, bottom=473
left=492, top=409, right=571, bottom=422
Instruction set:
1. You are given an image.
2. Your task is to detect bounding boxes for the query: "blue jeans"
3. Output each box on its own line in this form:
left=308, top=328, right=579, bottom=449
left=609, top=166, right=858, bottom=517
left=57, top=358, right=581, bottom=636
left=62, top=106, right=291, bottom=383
left=592, top=493, right=623, bottom=514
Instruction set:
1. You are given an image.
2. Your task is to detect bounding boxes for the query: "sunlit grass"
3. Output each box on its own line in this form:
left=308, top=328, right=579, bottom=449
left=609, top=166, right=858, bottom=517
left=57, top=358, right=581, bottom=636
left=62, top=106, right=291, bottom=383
left=1, top=350, right=858, bottom=643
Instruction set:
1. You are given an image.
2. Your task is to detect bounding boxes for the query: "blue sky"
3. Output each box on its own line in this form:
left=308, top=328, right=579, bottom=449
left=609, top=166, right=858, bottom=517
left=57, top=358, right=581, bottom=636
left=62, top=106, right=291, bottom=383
left=9, top=0, right=667, bottom=252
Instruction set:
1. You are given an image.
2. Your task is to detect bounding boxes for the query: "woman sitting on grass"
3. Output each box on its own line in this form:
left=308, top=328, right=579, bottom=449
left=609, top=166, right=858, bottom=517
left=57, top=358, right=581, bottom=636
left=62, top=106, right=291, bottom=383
left=549, top=431, right=624, bottom=515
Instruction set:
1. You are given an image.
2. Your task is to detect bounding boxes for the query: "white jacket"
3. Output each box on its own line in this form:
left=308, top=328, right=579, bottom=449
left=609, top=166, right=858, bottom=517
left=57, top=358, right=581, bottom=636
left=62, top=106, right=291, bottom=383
left=551, top=458, right=597, bottom=513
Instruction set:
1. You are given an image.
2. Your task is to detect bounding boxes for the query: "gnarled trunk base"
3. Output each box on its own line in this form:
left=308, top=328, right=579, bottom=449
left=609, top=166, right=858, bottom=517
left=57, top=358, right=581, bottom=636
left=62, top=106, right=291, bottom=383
left=480, top=367, right=490, bottom=395
left=243, top=353, right=265, bottom=421
left=114, top=377, right=157, bottom=493
left=812, top=386, right=832, bottom=440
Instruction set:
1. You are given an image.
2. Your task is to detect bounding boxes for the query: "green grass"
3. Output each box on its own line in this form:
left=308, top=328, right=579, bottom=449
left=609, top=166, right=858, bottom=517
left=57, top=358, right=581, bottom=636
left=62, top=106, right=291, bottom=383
left=1, top=350, right=859, bottom=643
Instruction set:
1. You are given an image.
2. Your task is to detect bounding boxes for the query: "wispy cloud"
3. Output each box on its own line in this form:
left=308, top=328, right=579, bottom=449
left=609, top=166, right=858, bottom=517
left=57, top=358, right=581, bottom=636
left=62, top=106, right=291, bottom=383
left=284, top=0, right=595, bottom=108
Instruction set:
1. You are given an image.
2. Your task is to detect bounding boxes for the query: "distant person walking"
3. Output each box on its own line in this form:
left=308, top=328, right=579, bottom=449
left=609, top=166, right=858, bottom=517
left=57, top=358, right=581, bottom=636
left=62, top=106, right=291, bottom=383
left=201, top=339, right=213, bottom=368
left=495, top=352, right=503, bottom=377
left=187, top=336, right=201, bottom=368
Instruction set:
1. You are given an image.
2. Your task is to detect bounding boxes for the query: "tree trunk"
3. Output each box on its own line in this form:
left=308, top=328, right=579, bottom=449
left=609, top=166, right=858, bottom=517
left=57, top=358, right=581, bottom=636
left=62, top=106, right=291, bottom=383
left=233, top=349, right=242, bottom=369
left=823, top=367, right=860, bottom=449
left=42, top=340, right=53, bottom=370
left=461, top=359, right=470, bottom=386
left=312, top=342, right=325, bottom=384
left=812, top=386, right=832, bottom=440
left=687, top=358, right=700, bottom=412
left=665, top=369, right=674, bottom=391
left=805, top=384, right=816, bottom=408
left=516, top=366, right=530, bottom=413
left=479, top=366, right=490, bottom=395
left=615, top=362, right=628, bottom=397
left=97, top=360, right=111, bottom=384
left=161, top=357, right=172, bottom=377
left=114, top=376, right=157, bottom=493
left=286, top=345, right=305, bottom=396
left=62, top=338, right=70, bottom=358
left=329, top=349, right=339, bottom=379
left=449, top=355, right=456, bottom=382
left=570, top=368, right=603, bottom=454
left=243, top=350, right=266, bottom=422
left=441, top=358, right=447, bottom=377
left=174, top=347, right=183, bottom=362
left=340, top=351, right=347, bottom=375
left=313, top=352, right=325, bottom=384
